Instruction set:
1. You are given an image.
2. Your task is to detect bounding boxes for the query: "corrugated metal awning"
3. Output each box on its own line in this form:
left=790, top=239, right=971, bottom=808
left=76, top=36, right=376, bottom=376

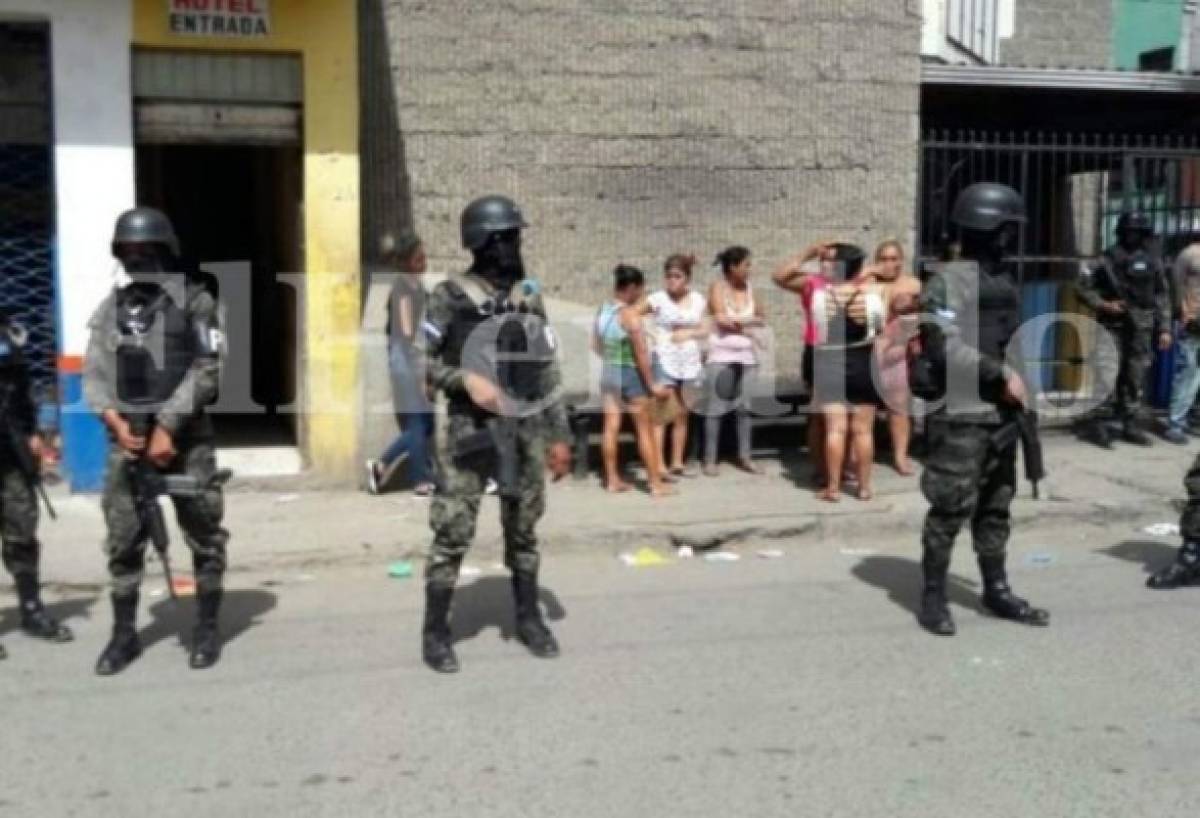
left=922, top=63, right=1200, bottom=93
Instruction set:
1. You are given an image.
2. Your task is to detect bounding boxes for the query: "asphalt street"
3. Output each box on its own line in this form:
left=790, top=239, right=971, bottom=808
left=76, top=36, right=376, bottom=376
left=1, top=514, right=1197, bottom=818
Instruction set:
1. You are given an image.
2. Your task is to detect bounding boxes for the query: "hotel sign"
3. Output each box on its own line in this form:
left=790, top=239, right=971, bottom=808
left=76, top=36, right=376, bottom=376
left=168, top=0, right=271, bottom=38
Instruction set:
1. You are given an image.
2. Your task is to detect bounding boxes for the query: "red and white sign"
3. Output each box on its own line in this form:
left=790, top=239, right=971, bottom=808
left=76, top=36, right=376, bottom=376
left=168, top=0, right=271, bottom=38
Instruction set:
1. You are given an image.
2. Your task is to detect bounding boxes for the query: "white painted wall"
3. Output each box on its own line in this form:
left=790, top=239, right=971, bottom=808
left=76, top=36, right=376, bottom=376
left=0, top=0, right=135, bottom=358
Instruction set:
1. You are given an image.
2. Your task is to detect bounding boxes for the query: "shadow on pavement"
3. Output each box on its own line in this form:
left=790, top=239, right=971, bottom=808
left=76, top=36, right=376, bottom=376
left=1098, top=539, right=1178, bottom=578
left=140, top=589, right=278, bottom=653
left=0, top=594, right=100, bottom=640
left=850, top=555, right=982, bottom=618
left=451, top=576, right=566, bottom=645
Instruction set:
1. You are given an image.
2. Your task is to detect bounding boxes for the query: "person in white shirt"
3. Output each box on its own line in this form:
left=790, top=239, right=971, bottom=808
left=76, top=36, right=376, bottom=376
left=645, top=254, right=708, bottom=478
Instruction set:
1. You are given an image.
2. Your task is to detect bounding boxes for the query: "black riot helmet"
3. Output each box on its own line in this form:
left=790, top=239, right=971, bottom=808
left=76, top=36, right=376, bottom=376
left=1116, top=211, right=1153, bottom=239
left=111, top=207, right=181, bottom=258
left=461, top=195, right=528, bottom=251
left=950, top=183, right=1027, bottom=233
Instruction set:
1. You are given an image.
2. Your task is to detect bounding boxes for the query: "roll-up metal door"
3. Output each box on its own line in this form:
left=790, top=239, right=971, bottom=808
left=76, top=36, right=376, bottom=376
left=133, top=49, right=302, bottom=145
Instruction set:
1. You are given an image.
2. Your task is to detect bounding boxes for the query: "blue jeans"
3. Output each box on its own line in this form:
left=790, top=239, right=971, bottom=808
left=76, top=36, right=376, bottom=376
left=381, top=342, right=434, bottom=484
left=1170, top=334, right=1200, bottom=431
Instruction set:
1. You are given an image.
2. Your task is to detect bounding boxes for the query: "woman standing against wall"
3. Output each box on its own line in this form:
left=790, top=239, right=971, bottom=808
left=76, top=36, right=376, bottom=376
left=703, top=246, right=765, bottom=477
left=646, top=254, right=707, bottom=478
left=595, top=265, right=673, bottom=497
left=858, top=239, right=921, bottom=475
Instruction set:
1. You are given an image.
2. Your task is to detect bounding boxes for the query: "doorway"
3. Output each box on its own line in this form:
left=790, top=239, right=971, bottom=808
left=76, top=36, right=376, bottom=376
left=136, top=143, right=303, bottom=448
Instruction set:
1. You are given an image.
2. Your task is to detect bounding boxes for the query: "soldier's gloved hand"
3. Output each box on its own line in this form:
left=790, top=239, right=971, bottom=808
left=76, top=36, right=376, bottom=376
left=147, top=426, right=177, bottom=468
left=464, top=372, right=501, bottom=413
left=1158, top=332, right=1173, bottom=352
left=1003, top=372, right=1028, bottom=409
left=546, top=442, right=572, bottom=481
left=27, top=435, right=44, bottom=466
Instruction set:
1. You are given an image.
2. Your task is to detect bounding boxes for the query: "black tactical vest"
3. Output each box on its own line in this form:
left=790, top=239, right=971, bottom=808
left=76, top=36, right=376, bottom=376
left=912, top=262, right=1020, bottom=409
left=970, top=266, right=1020, bottom=361
left=1108, top=247, right=1158, bottom=309
left=440, top=278, right=555, bottom=408
left=114, top=284, right=196, bottom=410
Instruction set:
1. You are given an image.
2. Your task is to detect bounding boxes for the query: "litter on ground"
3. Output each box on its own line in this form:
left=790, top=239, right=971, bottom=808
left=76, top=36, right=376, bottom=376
left=619, top=548, right=670, bottom=568
left=704, top=551, right=741, bottom=563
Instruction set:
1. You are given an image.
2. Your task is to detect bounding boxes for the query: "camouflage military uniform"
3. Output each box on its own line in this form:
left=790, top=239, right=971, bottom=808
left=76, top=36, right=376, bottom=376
left=83, top=281, right=229, bottom=600
left=1145, top=451, right=1200, bottom=588
left=423, top=275, right=571, bottom=590
left=0, top=312, right=41, bottom=588
left=918, top=262, right=1020, bottom=572
left=1076, top=245, right=1170, bottom=432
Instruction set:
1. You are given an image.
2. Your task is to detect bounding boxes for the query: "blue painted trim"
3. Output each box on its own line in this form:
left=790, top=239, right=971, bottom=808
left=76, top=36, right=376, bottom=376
left=59, top=372, right=107, bottom=493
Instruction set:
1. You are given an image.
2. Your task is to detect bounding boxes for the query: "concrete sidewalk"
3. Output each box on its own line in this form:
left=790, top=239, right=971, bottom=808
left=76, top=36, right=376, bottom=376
left=21, top=431, right=1196, bottom=591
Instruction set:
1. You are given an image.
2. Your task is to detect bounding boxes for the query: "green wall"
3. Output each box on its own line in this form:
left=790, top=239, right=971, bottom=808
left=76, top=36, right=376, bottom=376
left=1114, top=0, right=1185, bottom=68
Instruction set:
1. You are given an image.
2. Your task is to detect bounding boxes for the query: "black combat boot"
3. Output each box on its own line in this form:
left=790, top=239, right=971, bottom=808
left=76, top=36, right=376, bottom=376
left=1146, top=541, right=1200, bottom=590
left=978, top=555, right=1050, bottom=626
left=95, top=593, right=142, bottom=676
left=189, top=589, right=223, bottom=670
left=1083, top=421, right=1112, bottom=449
left=1121, top=422, right=1152, bottom=446
left=512, top=572, right=559, bottom=658
left=916, top=557, right=956, bottom=636
left=421, top=585, right=459, bottom=673
left=15, top=573, right=73, bottom=642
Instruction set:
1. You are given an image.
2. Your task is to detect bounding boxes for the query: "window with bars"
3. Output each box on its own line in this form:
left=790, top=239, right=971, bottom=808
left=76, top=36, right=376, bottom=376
left=947, top=0, right=1000, bottom=63
left=0, top=22, right=55, bottom=404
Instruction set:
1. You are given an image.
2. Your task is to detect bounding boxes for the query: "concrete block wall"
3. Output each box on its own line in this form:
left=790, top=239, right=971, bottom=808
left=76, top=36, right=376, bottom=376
left=999, top=0, right=1114, bottom=69
left=363, top=0, right=922, bottom=375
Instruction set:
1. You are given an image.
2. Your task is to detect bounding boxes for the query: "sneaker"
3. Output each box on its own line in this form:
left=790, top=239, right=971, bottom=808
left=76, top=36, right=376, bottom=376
left=485, top=478, right=499, bottom=495
left=365, top=460, right=382, bottom=495
left=413, top=482, right=435, bottom=498
left=1164, top=428, right=1189, bottom=445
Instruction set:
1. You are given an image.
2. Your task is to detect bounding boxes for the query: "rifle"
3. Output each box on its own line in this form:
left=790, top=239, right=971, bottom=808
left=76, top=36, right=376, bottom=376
left=124, top=414, right=232, bottom=599
left=991, top=407, right=1046, bottom=499
left=0, top=384, right=55, bottom=520
left=1092, top=257, right=1141, bottom=333
left=454, top=415, right=521, bottom=501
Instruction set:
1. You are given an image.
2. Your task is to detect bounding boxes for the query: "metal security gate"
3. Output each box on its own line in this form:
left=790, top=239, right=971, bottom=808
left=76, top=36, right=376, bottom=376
left=919, top=130, right=1200, bottom=415
left=0, top=22, right=55, bottom=401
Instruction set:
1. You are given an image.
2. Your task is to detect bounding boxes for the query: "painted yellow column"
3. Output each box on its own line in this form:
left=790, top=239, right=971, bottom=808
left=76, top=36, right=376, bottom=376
left=133, top=0, right=362, bottom=480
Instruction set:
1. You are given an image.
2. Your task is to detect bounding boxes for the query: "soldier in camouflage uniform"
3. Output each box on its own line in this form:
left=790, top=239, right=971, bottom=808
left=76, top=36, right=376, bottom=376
left=1145, top=453, right=1200, bottom=589
left=1075, top=212, right=1172, bottom=448
left=912, top=183, right=1050, bottom=637
left=0, top=310, right=73, bottom=660
left=420, top=196, right=572, bottom=673
left=83, top=208, right=229, bottom=675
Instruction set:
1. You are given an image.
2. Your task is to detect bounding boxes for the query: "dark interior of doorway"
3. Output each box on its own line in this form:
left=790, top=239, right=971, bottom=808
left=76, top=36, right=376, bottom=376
left=136, top=144, right=302, bottom=447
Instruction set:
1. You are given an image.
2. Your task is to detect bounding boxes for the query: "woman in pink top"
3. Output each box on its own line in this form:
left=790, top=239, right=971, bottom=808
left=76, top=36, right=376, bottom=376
left=703, top=246, right=765, bottom=476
